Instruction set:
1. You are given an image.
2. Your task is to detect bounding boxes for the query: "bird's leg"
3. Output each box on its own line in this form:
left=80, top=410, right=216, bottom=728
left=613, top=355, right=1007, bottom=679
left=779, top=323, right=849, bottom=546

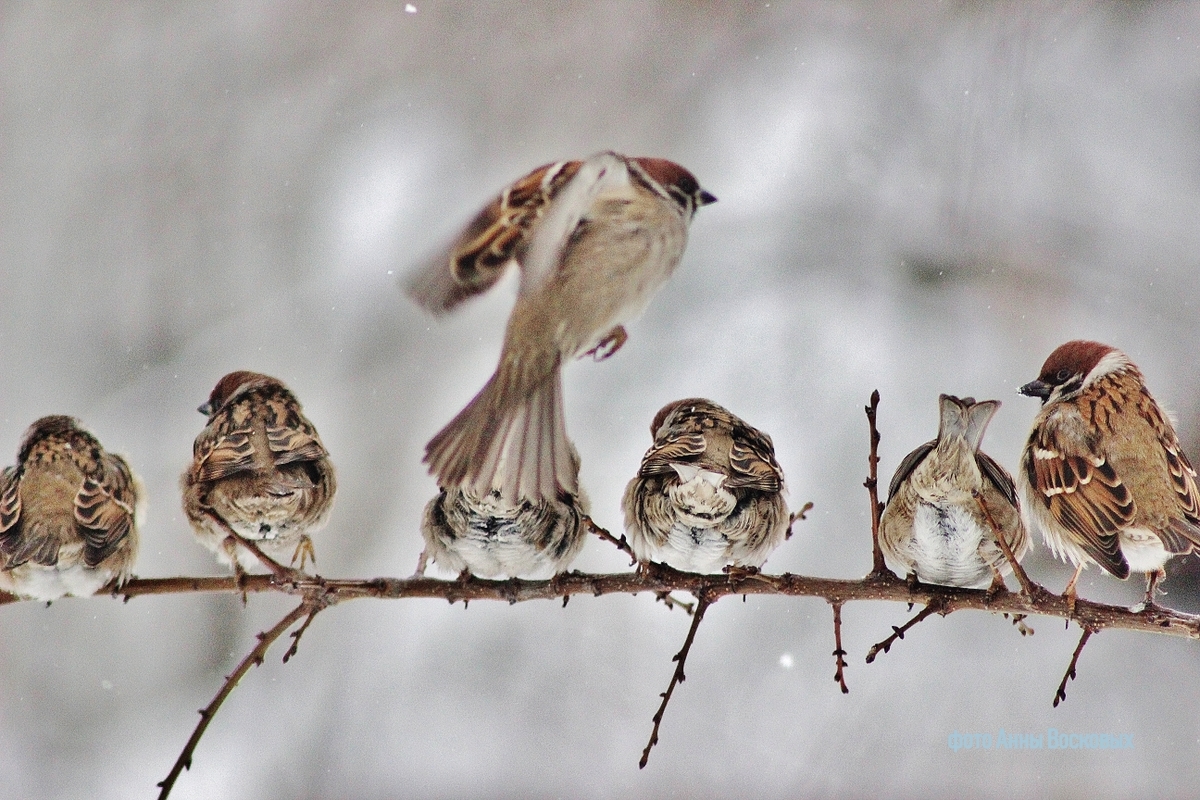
left=1143, top=568, right=1165, bottom=609
left=290, top=535, right=316, bottom=573
left=222, top=535, right=248, bottom=606
left=1062, top=562, right=1084, bottom=619
left=582, top=325, right=628, bottom=361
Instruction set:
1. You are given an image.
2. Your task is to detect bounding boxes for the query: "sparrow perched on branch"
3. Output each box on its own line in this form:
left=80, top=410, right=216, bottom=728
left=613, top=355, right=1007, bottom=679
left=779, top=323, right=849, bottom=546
left=181, top=371, right=336, bottom=572
left=879, top=395, right=1028, bottom=589
left=0, top=416, right=143, bottom=601
left=1018, top=340, right=1200, bottom=607
left=420, top=445, right=588, bottom=579
left=407, top=151, right=716, bottom=503
left=623, top=398, right=788, bottom=573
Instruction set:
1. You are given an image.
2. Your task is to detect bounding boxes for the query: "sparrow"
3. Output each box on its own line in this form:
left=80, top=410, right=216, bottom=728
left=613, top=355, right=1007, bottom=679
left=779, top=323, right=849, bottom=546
left=420, top=445, right=589, bottom=579
left=181, top=371, right=336, bottom=573
left=0, top=415, right=143, bottom=601
left=623, top=398, right=788, bottom=573
left=879, top=395, right=1028, bottom=590
left=1018, top=340, right=1200, bottom=607
left=407, top=151, right=716, bottom=504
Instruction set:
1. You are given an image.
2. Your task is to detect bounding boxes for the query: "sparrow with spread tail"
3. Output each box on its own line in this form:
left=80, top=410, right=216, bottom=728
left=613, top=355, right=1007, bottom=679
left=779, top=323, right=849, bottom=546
left=407, top=151, right=716, bottom=503
left=623, top=398, right=788, bottom=573
left=182, top=371, right=336, bottom=572
left=0, top=416, right=143, bottom=601
left=1018, top=340, right=1200, bottom=607
left=420, top=445, right=588, bottom=579
left=880, top=395, right=1028, bottom=589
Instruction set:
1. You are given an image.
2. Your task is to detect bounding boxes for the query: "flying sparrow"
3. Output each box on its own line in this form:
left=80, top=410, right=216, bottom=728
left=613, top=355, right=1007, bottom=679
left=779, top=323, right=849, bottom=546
left=879, top=395, right=1028, bottom=590
left=181, top=371, right=336, bottom=573
left=0, top=415, right=143, bottom=601
left=1018, top=340, right=1200, bottom=607
left=623, top=398, right=788, bottom=573
left=407, top=151, right=716, bottom=503
left=420, top=445, right=588, bottom=579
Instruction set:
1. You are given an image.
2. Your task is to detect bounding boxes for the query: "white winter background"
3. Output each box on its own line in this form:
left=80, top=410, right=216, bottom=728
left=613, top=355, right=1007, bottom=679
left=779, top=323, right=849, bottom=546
left=2, top=2, right=1199, bottom=798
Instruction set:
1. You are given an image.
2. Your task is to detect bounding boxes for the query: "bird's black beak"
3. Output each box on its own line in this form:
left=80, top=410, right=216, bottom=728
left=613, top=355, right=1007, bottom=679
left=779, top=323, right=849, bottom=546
left=1018, top=380, right=1053, bottom=402
left=697, top=190, right=718, bottom=206
left=197, top=402, right=214, bottom=416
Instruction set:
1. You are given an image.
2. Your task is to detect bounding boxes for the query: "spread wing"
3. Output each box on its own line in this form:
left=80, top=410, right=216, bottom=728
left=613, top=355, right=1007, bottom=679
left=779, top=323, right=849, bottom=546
left=74, top=454, right=138, bottom=567
left=1024, top=426, right=1133, bottom=578
left=405, top=160, right=583, bottom=314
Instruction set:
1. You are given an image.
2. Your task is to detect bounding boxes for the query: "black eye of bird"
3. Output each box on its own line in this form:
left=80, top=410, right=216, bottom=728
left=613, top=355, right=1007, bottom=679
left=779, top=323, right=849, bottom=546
left=1056, top=369, right=1072, bottom=383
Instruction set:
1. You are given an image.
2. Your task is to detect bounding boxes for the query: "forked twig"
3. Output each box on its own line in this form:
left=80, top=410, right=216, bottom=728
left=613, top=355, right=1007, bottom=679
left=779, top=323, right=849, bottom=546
left=831, top=601, right=850, bottom=694
left=864, top=391, right=888, bottom=578
left=1053, top=625, right=1096, bottom=708
left=157, top=601, right=316, bottom=800
left=640, top=593, right=713, bottom=769
left=786, top=501, right=815, bottom=540
left=865, top=598, right=948, bottom=663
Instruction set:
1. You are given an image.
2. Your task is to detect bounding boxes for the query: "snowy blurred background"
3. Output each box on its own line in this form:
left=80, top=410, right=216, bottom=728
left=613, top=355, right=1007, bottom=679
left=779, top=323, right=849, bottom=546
left=2, top=1, right=1200, bottom=797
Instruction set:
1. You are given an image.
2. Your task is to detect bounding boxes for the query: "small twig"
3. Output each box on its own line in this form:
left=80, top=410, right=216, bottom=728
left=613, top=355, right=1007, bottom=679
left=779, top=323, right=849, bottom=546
left=1053, top=625, right=1096, bottom=708
left=864, top=390, right=888, bottom=578
left=786, top=501, right=815, bottom=540
left=412, top=548, right=429, bottom=578
left=974, top=493, right=1040, bottom=599
left=157, top=601, right=313, bottom=800
left=865, top=598, right=948, bottom=663
left=655, top=591, right=695, bottom=615
left=586, top=516, right=637, bottom=565
left=831, top=601, right=850, bottom=694
left=640, top=593, right=713, bottom=769
left=283, top=603, right=325, bottom=663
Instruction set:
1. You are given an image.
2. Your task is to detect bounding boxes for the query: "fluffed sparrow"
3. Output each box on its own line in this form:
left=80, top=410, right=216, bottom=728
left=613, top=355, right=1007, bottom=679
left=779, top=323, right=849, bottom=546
left=181, top=371, right=336, bottom=572
left=0, top=415, right=143, bottom=601
left=1018, top=340, right=1200, bottom=607
left=420, top=445, right=588, bottom=579
left=623, top=398, right=788, bottom=573
left=408, top=151, right=716, bottom=503
left=879, top=395, right=1028, bottom=589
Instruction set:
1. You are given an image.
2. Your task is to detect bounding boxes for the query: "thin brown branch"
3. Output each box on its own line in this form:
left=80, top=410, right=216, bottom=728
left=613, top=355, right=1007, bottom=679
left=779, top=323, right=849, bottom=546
left=831, top=601, right=849, bottom=694
left=586, top=515, right=637, bottom=564
left=865, top=598, right=949, bottom=663
left=974, top=492, right=1041, bottom=599
left=640, top=593, right=712, bottom=769
left=864, top=390, right=888, bottom=578
left=655, top=591, right=695, bottom=615
left=1053, top=625, right=1096, bottom=708
left=201, top=509, right=306, bottom=583
left=157, top=601, right=313, bottom=800
left=786, top=501, right=815, bottom=540
left=88, top=568, right=1200, bottom=641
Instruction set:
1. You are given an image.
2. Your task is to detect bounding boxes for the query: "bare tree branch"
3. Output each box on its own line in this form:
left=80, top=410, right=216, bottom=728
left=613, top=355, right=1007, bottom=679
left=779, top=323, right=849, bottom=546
left=865, top=598, right=949, bottom=663
left=831, top=601, right=850, bottom=694
left=640, top=592, right=712, bottom=769
left=864, top=390, right=888, bottom=579
left=1053, top=625, right=1097, bottom=708
left=157, top=601, right=316, bottom=800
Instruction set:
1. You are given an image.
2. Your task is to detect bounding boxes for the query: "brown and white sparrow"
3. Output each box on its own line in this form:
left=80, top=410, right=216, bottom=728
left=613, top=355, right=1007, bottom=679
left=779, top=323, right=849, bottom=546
left=0, top=416, right=143, bottom=601
left=1018, top=340, right=1200, bottom=606
left=182, top=371, right=336, bottom=572
left=408, top=151, right=716, bottom=503
left=879, top=395, right=1028, bottom=589
left=420, top=445, right=588, bottom=579
left=623, top=398, right=788, bottom=573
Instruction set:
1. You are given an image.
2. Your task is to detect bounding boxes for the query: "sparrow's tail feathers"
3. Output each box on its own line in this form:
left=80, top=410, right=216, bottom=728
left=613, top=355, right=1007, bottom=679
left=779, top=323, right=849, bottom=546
left=425, top=366, right=576, bottom=503
left=937, top=394, right=999, bottom=452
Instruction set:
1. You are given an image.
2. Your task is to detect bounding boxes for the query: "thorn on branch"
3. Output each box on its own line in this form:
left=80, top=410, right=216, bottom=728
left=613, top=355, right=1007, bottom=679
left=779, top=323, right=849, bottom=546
left=865, top=598, right=948, bottom=664
left=640, top=593, right=713, bottom=769
left=1053, top=625, right=1096, bottom=708
left=157, top=601, right=312, bottom=800
left=831, top=601, right=850, bottom=694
